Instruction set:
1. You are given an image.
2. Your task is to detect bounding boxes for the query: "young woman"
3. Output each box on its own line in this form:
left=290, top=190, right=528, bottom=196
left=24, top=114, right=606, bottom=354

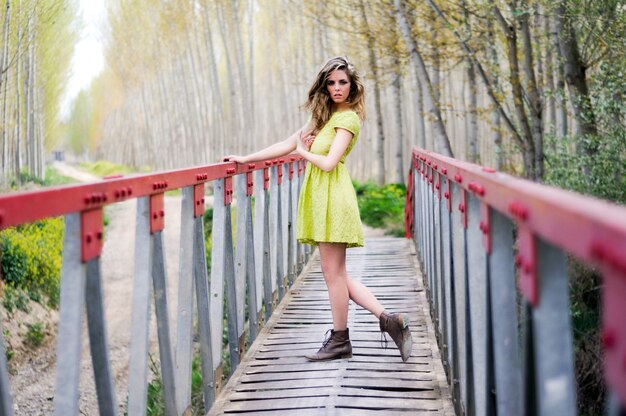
left=224, top=56, right=412, bottom=362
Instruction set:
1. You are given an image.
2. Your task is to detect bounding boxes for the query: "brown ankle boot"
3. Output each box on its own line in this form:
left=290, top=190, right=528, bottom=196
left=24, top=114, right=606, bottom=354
left=379, top=311, right=412, bottom=362
left=305, top=329, right=352, bottom=361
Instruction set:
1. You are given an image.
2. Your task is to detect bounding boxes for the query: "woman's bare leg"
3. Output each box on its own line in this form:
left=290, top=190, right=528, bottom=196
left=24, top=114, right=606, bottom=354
left=318, top=243, right=349, bottom=331
left=318, top=243, right=386, bottom=324
left=346, top=278, right=385, bottom=318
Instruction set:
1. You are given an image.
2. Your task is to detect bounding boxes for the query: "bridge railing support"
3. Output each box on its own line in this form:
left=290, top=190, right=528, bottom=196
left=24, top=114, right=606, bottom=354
left=0, top=156, right=309, bottom=415
left=405, top=147, right=626, bottom=416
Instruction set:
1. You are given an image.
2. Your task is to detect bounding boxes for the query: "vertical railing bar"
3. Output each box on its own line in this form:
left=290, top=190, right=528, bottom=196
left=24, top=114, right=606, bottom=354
left=193, top=215, right=215, bottom=412
left=262, top=183, right=273, bottom=322
left=54, top=213, right=85, bottom=416
left=441, top=177, right=455, bottom=381
left=0, top=320, right=13, bottom=416
left=127, top=197, right=152, bottom=416
left=245, top=192, right=259, bottom=342
left=286, top=164, right=295, bottom=287
left=418, top=169, right=425, bottom=266
left=451, top=183, right=468, bottom=414
left=175, top=186, right=195, bottom=413
left=521, top=301, right=537, bottom=416
left=269, top=166, right=278, bottom=298
left=466, top=192, right=490, bottom=416
left=224, top=205, right=240, bottom=371
left=85, top=258, right=118, bottom=416
left=152, top=231, right=179, bottom=415
left=281, top=164, right=289, bottom=281
left=234, top=175, right=247, bottom=348
left=253, top=169, right=267, bottom=321
left=295, top=165, right=304, bottom=273
left=489, top=210, right=522, bottom=415
left=274, top=168, right=285, bottom=301
left=427, top=179, right=439, bottom=316
left=533, top=240, right=577, bottom=415
left=434, top=189, right=445, bottom=348
left=209, top=178, right=227, bottom=388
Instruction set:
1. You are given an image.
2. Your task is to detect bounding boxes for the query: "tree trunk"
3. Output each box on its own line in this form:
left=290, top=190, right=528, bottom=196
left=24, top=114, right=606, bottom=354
left=554, top=2, right=598, bottom=152
left=493, top=6, right=536, bottom=178
left=0, top=0, right=10, bottom=180
left=486, top=8, right=503, bottom=169
left=544, top=13, right=556, bottom=139
left=461, top=0, right=478, bottom=163
left=519, top=1, right=544, bottom=179
left=360, top=0, right=386, bottom=184
left=393, top=56, right=404, bottom=184
left=14, top=0, right=22, bottom=181
left=395, top=0, right=453, bottom=157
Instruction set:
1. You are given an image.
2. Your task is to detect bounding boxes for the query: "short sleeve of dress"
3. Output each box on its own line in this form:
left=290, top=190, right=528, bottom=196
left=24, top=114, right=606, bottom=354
left=331, top=111, right=360, bottom=138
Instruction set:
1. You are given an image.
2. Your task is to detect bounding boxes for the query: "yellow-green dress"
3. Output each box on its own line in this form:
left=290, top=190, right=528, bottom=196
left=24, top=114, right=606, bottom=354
left=297, top=111, right=364, bottom=248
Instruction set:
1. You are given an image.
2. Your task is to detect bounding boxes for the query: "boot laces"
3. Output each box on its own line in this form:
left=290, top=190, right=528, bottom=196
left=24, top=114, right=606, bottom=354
left=380, top=315, right=389, bottom=349
left=321, top=329, right=333, bottom=349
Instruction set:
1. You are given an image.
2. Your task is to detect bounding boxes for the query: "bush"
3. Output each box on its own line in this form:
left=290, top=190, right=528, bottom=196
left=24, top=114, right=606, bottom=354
left=0, top=218, right=64, bottom=308
left=25, top=322, right=45, bottom=348
left=79, top=160, right=135, bottom=177
left=354, top=181, right=406, bottom=237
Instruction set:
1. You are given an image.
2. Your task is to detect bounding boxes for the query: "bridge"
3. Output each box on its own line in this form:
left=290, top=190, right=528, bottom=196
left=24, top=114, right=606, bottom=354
left=0, top=148, right=624, bottom=415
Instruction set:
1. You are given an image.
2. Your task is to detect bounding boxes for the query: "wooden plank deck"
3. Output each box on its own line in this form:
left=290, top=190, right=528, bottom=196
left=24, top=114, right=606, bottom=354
left=209, top=237, right=454, bottom=415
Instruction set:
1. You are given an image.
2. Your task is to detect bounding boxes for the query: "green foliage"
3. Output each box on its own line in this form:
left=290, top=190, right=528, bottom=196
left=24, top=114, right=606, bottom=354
left=544, top=133, right=626, bottom=204
left=145, top=355, right=206, bottom=415
left=0, top=218, right=64, bottom=308
left=79, top=161, right=135, bottom=178
left=2, top=286, right=31, bottom=314
left=43, top=166, right=77, bottom=186
left=354, top=181, right=407, bottom=237
left=25, top=322, right=45, bottom=348
left=568, top=259, right=604, bottom=415
left=203, top=207, right=214, bottom=274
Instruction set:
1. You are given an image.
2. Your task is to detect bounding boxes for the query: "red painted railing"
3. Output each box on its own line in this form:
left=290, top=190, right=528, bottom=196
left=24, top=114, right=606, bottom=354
left=405, top=147, right=626, bottom=415
left=0, top=156, right=308, bottom=415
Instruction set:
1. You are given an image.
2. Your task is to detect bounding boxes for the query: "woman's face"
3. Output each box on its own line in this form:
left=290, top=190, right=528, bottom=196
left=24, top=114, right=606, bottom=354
left=326, top=69, right=351, bottom=106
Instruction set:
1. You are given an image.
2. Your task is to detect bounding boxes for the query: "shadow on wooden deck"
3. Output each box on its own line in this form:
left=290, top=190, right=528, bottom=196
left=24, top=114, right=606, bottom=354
left=209, top=237, right=454, bottom=415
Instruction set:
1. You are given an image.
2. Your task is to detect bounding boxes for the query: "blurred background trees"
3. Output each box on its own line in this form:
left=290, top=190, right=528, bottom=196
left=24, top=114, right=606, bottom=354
left=0, top=0, right=77, bottom=186
left=1, top=0, right=623, bottom=200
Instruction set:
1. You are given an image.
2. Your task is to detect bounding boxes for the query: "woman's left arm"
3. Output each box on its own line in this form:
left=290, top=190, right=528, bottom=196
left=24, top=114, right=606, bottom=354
left=296, top=128, right=353, bottom=172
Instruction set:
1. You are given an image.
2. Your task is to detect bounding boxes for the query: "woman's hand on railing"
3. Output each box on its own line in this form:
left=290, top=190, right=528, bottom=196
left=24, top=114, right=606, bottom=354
left=223, top=155, right=248, bottom=164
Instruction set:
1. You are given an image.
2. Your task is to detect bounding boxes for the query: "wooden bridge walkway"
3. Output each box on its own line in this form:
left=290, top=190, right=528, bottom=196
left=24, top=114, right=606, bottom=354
left=209, top=236, right=454, bottom=415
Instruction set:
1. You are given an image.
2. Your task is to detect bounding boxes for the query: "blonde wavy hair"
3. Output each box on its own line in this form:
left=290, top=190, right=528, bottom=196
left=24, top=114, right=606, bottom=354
left=303, top=56, right=366, bottom=134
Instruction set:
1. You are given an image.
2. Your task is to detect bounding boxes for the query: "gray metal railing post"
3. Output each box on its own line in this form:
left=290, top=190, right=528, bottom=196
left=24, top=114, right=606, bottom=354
left=210, top=178, right=240, bottom=373
left=175, top=186, right=195, bottom=413
left=151, top=231, right=178, bottom=415
left=193, top=204, right=215, bottom=412
left=253, top=169, right=272, bottom=323
left=532, top=238, right=576, bottom=415
left=54, top=213, right=86, bottom=416
left=0, top=320, right=13, bottom=416
left=466, top=192, right=493, bottom=415
left=441, top=176, right=454, bottom=380
left=127, top=197, right=152, bottom=415
left=270, top=165, right=285, bottom=302
left=85, top=259, right=117, bottom=415
left=489, top=209, right=522, bottom=415
left=209, top=179, right=228, bottom=386
left=450, top=182, right=469, bottom=414
left=234, top=175, right=248, bottom=350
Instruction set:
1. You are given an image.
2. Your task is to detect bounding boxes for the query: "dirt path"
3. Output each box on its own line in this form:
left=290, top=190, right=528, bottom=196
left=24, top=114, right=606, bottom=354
left=8, top=164, right=184, bottom=414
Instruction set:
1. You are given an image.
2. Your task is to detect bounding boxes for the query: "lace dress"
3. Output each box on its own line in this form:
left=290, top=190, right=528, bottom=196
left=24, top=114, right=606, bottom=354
left=296, top=111, right=364, bottom=248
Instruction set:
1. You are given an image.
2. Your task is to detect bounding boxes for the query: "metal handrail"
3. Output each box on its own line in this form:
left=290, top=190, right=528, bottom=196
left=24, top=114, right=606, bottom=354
left=405, top=147, right=626, bottom=416
left=0, top=156, right=309, bottom=415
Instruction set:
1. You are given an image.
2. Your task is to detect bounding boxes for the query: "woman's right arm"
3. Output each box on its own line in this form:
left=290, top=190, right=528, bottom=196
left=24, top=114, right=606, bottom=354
left=224, top=123, right=310, bottom=164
